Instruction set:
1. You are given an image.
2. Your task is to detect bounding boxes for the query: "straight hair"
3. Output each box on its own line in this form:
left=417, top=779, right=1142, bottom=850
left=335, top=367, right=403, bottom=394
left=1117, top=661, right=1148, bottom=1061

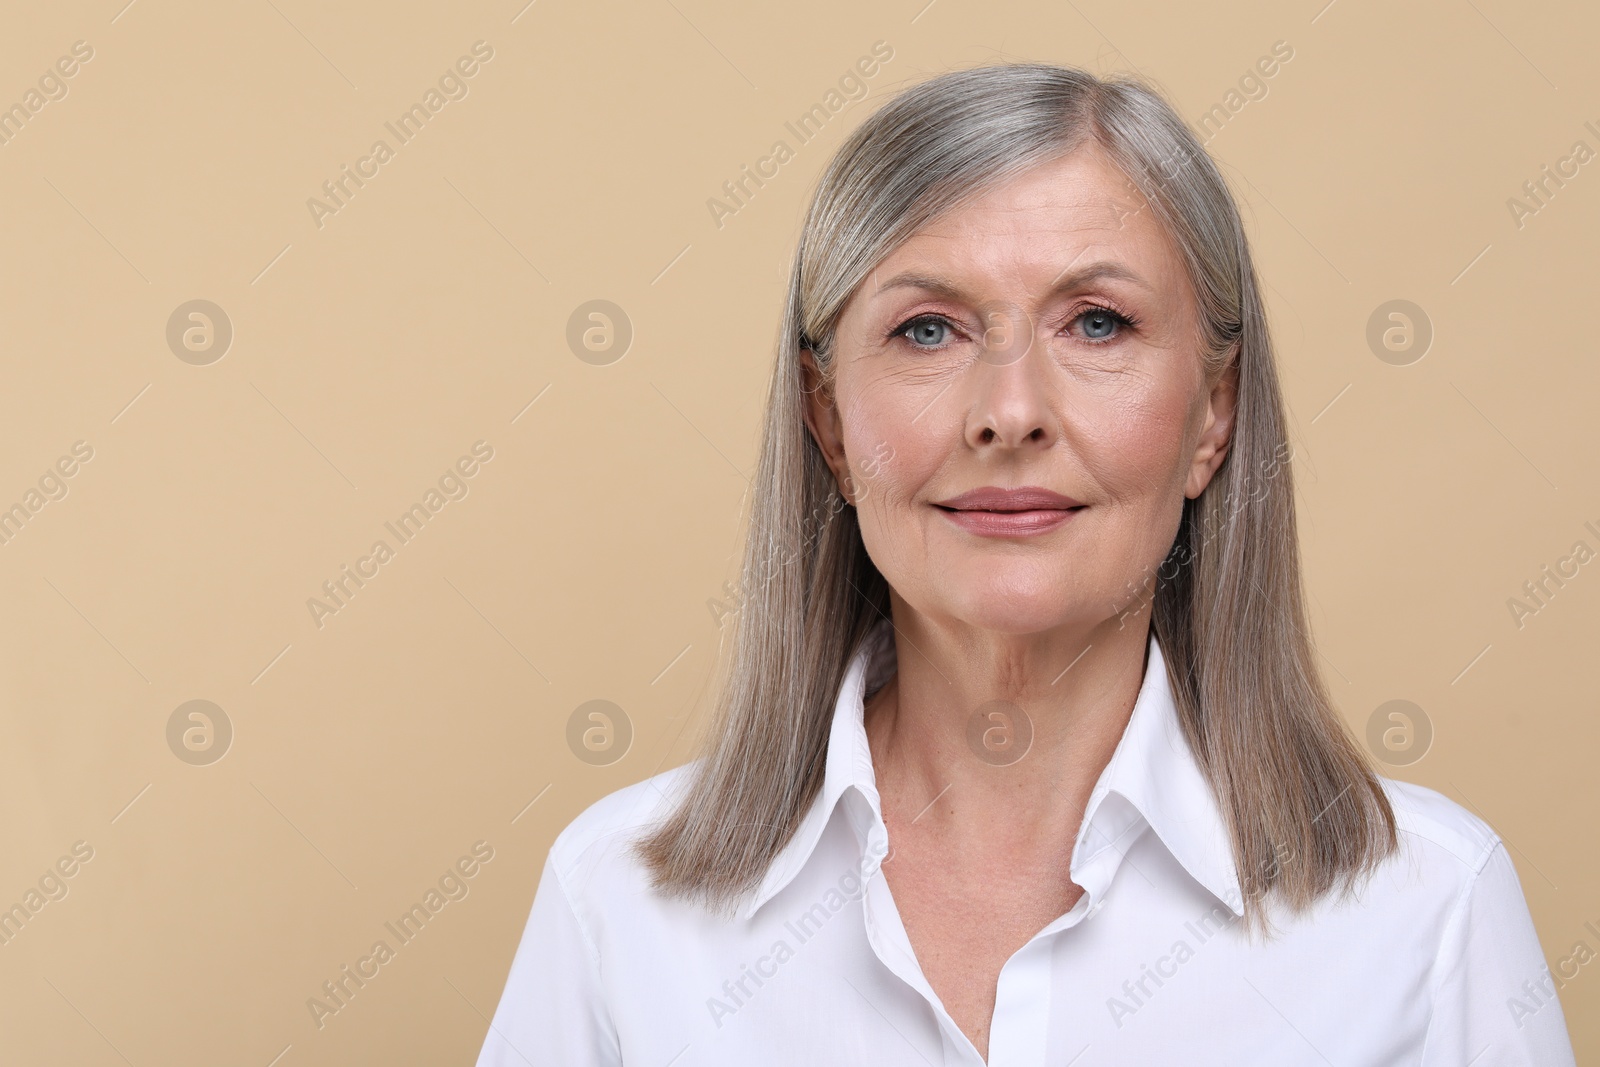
left=634, top=62, right=1397, bottom=939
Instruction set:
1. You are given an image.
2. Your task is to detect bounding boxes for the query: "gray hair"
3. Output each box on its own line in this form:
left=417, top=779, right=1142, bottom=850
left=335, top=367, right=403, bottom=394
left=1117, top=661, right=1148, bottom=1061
left=635, top=62, right=1396, bottom=939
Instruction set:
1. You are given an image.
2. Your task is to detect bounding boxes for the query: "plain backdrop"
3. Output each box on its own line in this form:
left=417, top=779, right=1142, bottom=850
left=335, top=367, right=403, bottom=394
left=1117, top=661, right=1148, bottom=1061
left=0, top=0, right=1594, bottom=1063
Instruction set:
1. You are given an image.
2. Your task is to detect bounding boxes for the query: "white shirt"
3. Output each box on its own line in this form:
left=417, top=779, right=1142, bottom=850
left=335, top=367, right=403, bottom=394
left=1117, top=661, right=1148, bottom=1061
left=477, top=619, right=1578, bottom=1065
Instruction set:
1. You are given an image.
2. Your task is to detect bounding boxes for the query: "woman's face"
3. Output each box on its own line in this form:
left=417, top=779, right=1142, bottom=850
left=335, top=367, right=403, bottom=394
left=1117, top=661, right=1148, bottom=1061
left=802, top=143, right=1238, bottom=636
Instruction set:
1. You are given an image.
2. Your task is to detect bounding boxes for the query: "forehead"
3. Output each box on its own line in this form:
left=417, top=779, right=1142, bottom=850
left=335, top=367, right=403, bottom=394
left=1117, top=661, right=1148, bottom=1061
left=866, top=144, right=1185, bottom=291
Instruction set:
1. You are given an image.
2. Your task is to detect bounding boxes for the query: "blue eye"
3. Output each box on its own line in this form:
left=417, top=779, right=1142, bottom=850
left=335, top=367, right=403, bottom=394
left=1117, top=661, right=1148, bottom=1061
left=1076, top=307, right=1128, bottom=340
left=891, top=308, right=1131, bottom=349
left=893, top=315, right=953, bottom=348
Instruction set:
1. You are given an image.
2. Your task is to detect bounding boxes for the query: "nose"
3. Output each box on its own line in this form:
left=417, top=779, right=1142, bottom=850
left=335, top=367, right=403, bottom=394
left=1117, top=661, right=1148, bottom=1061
left=965, top=305, right=1056, bottom=451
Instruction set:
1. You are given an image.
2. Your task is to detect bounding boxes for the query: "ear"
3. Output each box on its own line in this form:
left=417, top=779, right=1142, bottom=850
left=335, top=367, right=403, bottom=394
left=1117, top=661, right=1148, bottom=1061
left=799, top=348, right=853, bottom=502
left=1185, top=347, right=1239, bottom=500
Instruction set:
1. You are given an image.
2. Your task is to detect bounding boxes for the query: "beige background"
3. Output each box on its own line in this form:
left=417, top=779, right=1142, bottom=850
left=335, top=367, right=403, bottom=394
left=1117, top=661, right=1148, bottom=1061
left=0, top=0, right=1594, bottom=1062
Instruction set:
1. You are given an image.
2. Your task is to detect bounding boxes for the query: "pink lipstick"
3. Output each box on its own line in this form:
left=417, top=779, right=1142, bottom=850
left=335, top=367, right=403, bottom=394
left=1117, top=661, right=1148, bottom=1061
left=932, top=486, right=1086, bottom=537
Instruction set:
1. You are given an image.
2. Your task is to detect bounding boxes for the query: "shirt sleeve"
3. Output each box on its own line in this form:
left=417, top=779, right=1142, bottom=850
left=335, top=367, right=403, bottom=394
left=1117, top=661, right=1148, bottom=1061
left=1419, top=839, right=1578, bottom=1067
left=475, top=852, right=622, bottom=1067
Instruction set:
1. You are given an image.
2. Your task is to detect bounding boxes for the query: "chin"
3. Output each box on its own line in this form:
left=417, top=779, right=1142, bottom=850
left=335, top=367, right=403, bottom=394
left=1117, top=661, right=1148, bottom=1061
left=943, top=594, right=1087, bottom=637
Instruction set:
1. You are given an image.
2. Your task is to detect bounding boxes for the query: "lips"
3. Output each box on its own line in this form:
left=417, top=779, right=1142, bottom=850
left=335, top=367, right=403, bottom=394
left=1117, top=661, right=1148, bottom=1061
left=932, top=486, right=1085, bottom=511
left=932, top=486, right=1086, bottom=537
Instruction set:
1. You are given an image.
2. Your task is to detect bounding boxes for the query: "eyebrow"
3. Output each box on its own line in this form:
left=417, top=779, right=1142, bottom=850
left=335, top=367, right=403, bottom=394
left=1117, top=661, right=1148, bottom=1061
left=871, top=261, right=1153, bottom=302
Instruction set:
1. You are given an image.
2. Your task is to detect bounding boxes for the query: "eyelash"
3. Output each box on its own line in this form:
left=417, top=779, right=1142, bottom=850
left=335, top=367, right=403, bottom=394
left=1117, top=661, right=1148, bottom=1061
left=887, top=304, right=1140, bottom=349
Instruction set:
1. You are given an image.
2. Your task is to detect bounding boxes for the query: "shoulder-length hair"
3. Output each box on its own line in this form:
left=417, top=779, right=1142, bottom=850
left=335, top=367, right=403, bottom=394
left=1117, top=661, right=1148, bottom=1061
left=635, top=61, right=1396, bottom=938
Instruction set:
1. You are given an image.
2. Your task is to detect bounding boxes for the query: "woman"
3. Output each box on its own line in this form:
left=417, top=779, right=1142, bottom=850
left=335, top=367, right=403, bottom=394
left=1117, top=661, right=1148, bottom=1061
left=477, top=63, right=1577, bottom=1065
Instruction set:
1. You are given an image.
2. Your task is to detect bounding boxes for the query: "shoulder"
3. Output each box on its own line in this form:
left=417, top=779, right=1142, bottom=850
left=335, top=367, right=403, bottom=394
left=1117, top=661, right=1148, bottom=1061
left=1373, top=781, right=1575, bottom=1062
left=1377, top=775, right=1503, bottom=881
left=545, top=760, right=700, bottom=899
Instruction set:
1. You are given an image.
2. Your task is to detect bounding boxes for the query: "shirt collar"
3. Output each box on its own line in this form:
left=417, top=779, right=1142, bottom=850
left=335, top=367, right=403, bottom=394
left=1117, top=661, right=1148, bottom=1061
left=738, top=617, right=1243, bottom=920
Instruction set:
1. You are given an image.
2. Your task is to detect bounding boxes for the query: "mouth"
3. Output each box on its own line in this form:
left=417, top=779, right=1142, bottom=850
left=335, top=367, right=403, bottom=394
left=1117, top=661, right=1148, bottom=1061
left=931, top=487, right=1087, bottom=537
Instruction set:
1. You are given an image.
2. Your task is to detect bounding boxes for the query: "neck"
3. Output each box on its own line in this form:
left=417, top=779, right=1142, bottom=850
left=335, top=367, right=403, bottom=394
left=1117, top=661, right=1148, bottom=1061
left=863, top=599, right=1153, bottom=851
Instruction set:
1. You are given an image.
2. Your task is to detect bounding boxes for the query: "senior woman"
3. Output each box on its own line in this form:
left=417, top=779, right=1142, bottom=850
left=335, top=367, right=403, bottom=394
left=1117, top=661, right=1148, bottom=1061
left=477, top=64, right=1577, bottom=1065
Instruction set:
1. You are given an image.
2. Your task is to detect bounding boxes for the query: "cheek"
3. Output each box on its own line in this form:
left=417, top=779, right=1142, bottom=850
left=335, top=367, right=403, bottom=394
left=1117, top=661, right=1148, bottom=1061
left=1074, top=380, right=1197, bottom=503
left=837, top=388, right=939, bottom=506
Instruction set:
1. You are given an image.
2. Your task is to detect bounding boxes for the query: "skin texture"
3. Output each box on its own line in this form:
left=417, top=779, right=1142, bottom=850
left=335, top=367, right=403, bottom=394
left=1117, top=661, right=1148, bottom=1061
left=800, top=142, right=1239, bottom=1061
